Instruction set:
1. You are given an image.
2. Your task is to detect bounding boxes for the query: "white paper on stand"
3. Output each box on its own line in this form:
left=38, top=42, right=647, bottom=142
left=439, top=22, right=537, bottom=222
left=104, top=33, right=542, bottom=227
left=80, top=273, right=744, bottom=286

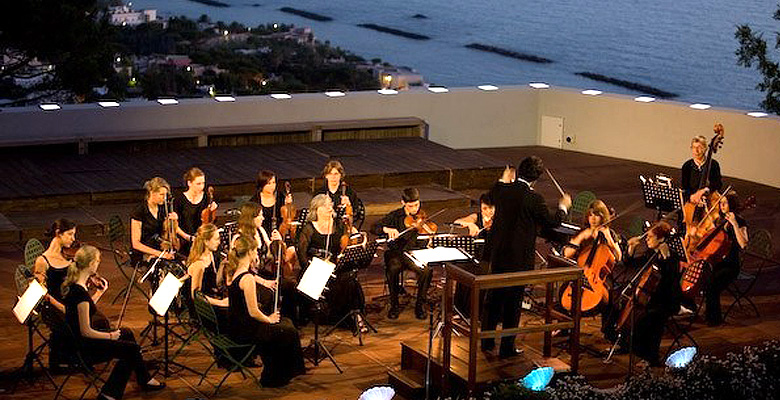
left=149, top=272, right=183, bottom=316
left=409, top=246, right=470, bottom=265
left=13, top=279, right=47, bottom=324
left=297, top=257, right=336, bottom=301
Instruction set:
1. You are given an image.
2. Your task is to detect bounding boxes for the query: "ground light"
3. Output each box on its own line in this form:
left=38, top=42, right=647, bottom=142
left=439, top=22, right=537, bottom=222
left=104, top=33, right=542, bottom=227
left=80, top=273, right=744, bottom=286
left=665, top=346, right=697, bottom=368
left=357, top=386, right=395, bottom=400
left=521, top=366, right=554, bottom=391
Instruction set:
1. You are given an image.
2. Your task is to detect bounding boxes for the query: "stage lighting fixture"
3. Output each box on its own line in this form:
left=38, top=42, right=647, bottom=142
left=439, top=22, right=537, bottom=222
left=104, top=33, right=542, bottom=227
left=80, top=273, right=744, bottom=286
left=521, top=366, right=554, bottom=391
left=358, top=386, right=395, bottom=400
left=665, top=346, right=697, bottom=368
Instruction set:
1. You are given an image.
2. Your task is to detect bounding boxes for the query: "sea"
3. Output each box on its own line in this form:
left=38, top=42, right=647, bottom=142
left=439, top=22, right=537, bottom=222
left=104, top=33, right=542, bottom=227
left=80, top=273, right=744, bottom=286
left=131, top=0, right=778, bottom=111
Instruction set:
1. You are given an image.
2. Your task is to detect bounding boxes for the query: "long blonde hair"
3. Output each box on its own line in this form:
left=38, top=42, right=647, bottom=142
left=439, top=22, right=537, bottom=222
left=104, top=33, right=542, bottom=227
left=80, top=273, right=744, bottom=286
left=224, top=235, right=257, bottom=284
left=237, top=202, right=261, bottom=239
left=61, top=245, right=100, bottom=296
left=187, top=223, right=218, bottom=266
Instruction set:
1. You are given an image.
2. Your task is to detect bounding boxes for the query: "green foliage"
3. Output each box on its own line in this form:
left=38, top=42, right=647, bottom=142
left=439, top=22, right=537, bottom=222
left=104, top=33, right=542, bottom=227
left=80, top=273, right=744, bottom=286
left=735, top=5, right=780, bottom=114
left=0, top=0, right=118, bottom=104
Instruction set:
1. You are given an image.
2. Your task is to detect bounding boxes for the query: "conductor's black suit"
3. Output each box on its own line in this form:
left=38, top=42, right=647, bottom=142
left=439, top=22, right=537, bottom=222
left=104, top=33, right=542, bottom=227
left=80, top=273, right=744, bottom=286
left=482, top=179, right=566, bottom=355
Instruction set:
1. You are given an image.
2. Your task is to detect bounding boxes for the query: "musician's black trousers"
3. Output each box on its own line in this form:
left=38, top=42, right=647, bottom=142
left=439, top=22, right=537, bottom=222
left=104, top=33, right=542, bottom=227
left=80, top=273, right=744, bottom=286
left=384, top=249, right=432, bottom=309
left=481, top=285, right=524, bottom=354
left=705, top=260, right=739, bottom=324
left=81, top=328, right=151, bottom=400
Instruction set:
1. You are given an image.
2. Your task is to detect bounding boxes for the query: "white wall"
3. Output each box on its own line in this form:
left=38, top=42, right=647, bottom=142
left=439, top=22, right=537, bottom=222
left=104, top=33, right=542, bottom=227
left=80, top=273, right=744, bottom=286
left=0, top=86, right=777, bottom=186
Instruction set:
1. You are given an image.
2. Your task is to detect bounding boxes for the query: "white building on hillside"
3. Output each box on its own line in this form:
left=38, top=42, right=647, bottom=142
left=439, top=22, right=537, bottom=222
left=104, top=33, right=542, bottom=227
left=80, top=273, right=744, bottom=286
left=108, top=5, right=157, bottom=26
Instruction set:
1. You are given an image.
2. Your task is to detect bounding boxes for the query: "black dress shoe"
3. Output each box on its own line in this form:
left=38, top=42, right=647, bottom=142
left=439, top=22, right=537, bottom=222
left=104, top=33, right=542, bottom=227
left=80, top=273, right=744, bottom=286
left=414, top=305, right=427, bottom=320
left=141, top=381, right=166, bottom=391
left=387, top=306, right=401, bottom=320
left=498, top=348, right=524, bottom=359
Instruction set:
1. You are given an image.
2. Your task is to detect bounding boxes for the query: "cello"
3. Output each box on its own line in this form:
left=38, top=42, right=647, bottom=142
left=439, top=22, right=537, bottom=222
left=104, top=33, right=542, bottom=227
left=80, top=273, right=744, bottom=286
left=560, top=230, right=616, bottom=313
left=680, top=195, right=755, bottom=294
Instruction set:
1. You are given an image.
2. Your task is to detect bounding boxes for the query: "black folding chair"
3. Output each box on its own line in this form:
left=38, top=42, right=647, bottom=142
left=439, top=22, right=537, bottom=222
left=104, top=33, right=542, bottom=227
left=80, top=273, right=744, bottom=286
left=724, top=229, right=774, bottom=320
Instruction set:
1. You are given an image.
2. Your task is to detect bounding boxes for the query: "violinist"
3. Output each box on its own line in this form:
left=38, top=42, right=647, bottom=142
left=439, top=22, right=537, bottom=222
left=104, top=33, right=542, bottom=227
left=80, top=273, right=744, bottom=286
left=225, top=235, right=305, bottom=387
left=34, top=219, right=79, bottom=314
left=454, top=192, right=495, bottom=238
left=234, top=202, right=300, bottom=324
left=184, top=223, right=228, bottom=313
left=316, top=160, right=360, bottom=221
left=174, top=167, right=217, bottom=256
left=372, top=187, right=434, bottom=320
left=482, top=156, right=570, bottom=358
left=296, top=194, right=366, bottom=331
left=130, top=177, right=178, bottom=264
left=681, top=135, right=723, bottom=206
left=619, top=221, right=681, bottom=367
left=703, top=191, right=748, bottom=326
left=62, top=246, right=165, bottom=400
left=250, top=170, right=297, bottom=273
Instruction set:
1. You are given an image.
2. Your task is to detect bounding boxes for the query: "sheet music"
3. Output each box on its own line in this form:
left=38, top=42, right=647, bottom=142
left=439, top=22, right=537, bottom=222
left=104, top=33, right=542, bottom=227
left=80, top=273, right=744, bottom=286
left=149, top=272, right=183, bottom=316
left=13, top=279, right=47, bottom=324
left=409, top=246, right=470, bottom=264
left=297, top=257, right=336, bottom=300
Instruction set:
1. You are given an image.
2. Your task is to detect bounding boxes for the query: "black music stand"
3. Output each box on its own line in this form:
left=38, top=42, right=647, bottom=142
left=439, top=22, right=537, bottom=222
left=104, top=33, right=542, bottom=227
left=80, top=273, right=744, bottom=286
left=10, top=280, right=58, bottom=392
left=430, top=235, right=485, bottom=259
left=323, top=241, right=380, bottom=345
left=640, top=175, right=684, bottom=221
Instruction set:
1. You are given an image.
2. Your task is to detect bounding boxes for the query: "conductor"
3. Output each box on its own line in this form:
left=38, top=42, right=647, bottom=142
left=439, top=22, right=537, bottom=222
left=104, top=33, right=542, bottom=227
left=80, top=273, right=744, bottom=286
left=481, top=156, right=571, bottom=357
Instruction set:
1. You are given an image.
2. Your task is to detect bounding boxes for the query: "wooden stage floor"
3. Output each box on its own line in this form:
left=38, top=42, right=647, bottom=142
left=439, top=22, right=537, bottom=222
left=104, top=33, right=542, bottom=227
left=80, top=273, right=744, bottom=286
left=1, top=144, right=779, bottom=399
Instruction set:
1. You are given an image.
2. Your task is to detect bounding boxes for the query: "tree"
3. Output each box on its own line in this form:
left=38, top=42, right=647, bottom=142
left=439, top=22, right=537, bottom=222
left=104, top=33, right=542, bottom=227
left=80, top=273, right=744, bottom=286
left=735, top=6, right=780, bottom=114
left=0, top=0, right=118, bottom=105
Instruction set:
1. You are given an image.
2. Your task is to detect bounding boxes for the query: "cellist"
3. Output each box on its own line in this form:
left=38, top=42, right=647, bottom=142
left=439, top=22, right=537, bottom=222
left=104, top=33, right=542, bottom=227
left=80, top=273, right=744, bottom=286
left=613, top=221, right=681, bottom=368
left=703, top=191, right=748, bottom=326
left=560, top=200, right=622, bottom=335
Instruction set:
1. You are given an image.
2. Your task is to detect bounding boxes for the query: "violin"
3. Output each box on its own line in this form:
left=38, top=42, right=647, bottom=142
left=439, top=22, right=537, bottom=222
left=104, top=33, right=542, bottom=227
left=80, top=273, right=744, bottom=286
left=278, top=181, right=297, bottom=240
left=200, top=186, right=216, bottom=225
left=682, top=123, right=725, bottom=235
left=340, top=182, right=353, bottom=222
left=61, top=240, right=109, bottom=301
left=404, top=210, right=438, bottom=235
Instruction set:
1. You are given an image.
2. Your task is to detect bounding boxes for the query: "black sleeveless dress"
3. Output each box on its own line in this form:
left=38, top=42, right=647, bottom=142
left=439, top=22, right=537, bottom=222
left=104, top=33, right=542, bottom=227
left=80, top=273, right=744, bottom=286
left=227, top=271, right=305, bottom=387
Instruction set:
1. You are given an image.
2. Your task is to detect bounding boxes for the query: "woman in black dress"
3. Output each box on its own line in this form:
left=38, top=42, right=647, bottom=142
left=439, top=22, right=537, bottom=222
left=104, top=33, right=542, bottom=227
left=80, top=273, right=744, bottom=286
left=297, top=194, right=366, bottom=331
left=250, top=170, right=297, bottom=274
left=34, top=219, right=79, bottom=314
left=225, top=235, right=305, bottom=387
left=130, top=177, right=177, bottom=264
left=62, top=245, right=165, bottom=400
left=174, top=167, right=217, bottom=256
left=184, top=223, right=228, bottom=322
left=704, top=191, right=749, bottom=326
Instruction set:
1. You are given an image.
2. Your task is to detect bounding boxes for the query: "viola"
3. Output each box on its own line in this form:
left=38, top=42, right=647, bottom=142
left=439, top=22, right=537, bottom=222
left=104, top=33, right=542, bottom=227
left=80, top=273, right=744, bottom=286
left=340, top=182, right=353, bottom=223
left=200, top=186, right=216, bottom=225
left=278, top=181, right=297, bottom=240
left=161, top=194, right=180, bottom=252
left=682, top=123, right=725, bottom=235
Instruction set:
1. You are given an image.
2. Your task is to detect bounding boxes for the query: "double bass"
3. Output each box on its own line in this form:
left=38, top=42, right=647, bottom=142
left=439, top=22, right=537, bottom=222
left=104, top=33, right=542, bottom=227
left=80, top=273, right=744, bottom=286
left=682, top=123, right=725, bottom=234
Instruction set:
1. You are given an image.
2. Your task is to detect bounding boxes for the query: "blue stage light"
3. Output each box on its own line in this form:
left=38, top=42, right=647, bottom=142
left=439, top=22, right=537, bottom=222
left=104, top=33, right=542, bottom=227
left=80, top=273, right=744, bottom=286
left=521, top=367, right=554, bottom=391
left=358, top=386, right=395, bottom=400
left=665, top=346, right=697, bottom=368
